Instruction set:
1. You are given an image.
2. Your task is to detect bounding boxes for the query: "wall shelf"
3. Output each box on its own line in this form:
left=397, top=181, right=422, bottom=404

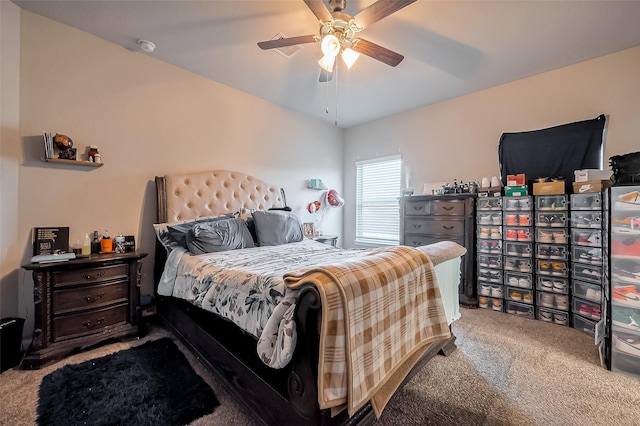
left=41, top=157, right=103, bottom=168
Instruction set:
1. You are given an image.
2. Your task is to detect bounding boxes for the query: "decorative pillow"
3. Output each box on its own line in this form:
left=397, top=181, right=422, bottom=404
left=167, top=214, right=234, bottom=249
left=251, top=210, right=303, bottom=246
left=186, top=217, right=255, bottom=255
left=153, top=223, right=181, bottom=253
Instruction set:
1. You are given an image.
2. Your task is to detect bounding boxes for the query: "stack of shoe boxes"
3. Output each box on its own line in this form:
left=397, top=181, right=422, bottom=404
left=476, top=196, right=504, bottom=312
left=570, top=191, right=606, bottom=335
left=502, top=195, right=535, bottom=318
left=609, top=186, right=640, bottom=376
left=534, top=194, right=570, bottom=326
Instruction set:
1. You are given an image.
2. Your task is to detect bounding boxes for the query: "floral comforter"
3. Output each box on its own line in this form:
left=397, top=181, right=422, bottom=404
left=157, top=239, right=367, bottom=368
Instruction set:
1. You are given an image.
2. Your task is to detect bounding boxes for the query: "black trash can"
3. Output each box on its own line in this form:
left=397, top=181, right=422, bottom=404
left=0, top=317, right=25, bottom=372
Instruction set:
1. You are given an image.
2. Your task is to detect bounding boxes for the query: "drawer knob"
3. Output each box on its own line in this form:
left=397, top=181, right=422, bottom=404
left=82, top=271, right=105, bottom=280
left=442, top=206, right=454, bottom=211
left=82, top=292, right=105, bottom=303
left=412, top=224, right=422, bottom=229
left=81, top=317, right=105, bottom=329
left=412, top=206, right=423, bottom=211
left=443, top=225, right=455, bottom=230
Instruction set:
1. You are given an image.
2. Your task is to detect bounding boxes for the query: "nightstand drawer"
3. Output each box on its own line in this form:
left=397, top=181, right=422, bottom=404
left=53, top=280, right=128, bottom=315
left=53, top=304, right=128, bottom=342
left=53, top=264, right=128, bottom=288
left=404, top=218, right=465, bottom=236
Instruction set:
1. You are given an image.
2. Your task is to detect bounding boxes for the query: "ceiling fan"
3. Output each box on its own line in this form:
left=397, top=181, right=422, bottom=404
left=257, top=0, right=416, bottom=81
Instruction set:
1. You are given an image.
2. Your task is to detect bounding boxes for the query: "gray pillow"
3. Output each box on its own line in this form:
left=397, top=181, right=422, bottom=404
left=186, top=217, right=255, bottom=255
left=167, top=214, right=233, bottom=249
left=252, top=210, right=303, bottom=246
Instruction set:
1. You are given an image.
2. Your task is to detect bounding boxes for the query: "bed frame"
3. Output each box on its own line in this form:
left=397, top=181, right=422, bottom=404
left=154, top=170, right=458, bottom=425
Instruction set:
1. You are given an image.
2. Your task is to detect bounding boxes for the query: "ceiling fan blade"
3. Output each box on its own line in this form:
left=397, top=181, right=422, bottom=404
left=303, top=0, right=332, bottom=22
left=353, top=39, right=404, bottom=67
left=353, top=0, right=417, bottom=29
left=319, top=69, right=333, bottom=82
left=257, top=35, right=318, bottom=50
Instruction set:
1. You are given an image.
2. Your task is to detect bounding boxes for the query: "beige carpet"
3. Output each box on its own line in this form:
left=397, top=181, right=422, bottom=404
left=1, top=308, right=639, bottom=425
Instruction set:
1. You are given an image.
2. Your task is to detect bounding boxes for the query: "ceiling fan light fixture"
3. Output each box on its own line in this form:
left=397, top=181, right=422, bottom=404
left=321, top=34, right=340, bottom=58
left=318, top=55, right=335, bottom=72
left=341, top=47, right=360, bottom=69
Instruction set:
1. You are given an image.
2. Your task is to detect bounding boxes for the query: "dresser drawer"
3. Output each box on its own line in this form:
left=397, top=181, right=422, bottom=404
left=404, top=200, right=431, bottom=215
left=53, top=280, right=129, bottom=315
left=53, top=304, right=128, bottom=342
left=53, top=264, right=128, bottom=288
left=432, top=200, right=466, bottom=216
left=403, top=235, right=464, bottom=248
left=404, top=218, right=465, bottom=237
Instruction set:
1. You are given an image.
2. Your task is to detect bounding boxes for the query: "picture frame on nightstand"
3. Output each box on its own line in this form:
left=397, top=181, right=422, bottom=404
left=303, top=222, right=315, bottom=238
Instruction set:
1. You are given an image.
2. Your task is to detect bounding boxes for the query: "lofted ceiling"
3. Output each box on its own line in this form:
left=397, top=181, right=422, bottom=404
left=12, top=0, right=640, bottom=128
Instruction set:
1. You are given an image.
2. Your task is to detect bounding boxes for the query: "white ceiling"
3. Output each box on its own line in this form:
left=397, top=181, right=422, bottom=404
left=12, top=0, right=640, bottom=128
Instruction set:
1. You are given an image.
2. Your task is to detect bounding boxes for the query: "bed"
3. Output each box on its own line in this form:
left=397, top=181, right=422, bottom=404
left=153, top=170, right=466, bottom=425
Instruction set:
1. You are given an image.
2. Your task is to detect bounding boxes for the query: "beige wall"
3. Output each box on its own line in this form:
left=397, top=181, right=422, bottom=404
left=1, top=1, right=21, bottom=320
left=11, top=11, right=342, bottom=334
left=342, top=46, right=640, bottom=247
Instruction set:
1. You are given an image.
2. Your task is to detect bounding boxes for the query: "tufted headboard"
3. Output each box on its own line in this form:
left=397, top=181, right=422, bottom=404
left=155, top=170, right=286, bottom=224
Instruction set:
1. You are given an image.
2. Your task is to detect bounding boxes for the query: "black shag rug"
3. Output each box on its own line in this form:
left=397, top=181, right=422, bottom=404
left=37, top=338, right=220, bottom=426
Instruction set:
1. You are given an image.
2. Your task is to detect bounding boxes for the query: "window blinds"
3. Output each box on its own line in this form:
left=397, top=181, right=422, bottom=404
left=356, top=155, right=402, bottom=246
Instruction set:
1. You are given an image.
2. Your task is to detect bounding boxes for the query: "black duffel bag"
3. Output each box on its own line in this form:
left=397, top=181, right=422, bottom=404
left=609, top=151, right=640, bottom=185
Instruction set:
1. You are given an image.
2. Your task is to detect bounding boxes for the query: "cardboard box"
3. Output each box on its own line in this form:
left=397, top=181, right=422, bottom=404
left=574, top=169, right=613, bottom=183
left=507, top=174, right=526, bottom=186
left=572, top=180, right=613, bottom=194
left=504, top=185, right=528, bottom=197
left=533, top=181, right=565, bottom=195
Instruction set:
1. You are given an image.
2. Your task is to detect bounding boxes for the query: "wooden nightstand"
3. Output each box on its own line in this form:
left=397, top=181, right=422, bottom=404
left=21, top=251, right=147, bottom=369
left=312, top=235, right=338, bottom=247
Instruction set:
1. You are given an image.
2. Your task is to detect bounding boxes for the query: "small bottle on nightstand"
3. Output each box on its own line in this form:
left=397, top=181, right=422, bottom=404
left=82, top=233, right=91, bottom=255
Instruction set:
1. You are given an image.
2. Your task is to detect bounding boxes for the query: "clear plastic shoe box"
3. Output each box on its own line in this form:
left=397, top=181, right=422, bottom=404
left=537, top=276, right=569, bottom=294
left=503, top=196, right=533, bottom=211
left=477, top=212, right=503, bottom=226
left=478, top=226, right=503, bottom=240
left=536, top=243, right=569, bottom=260
left=572, top=280, right=603, bottom=303
left=570, top=211, right=602, bottom=228
left=537, top=259, right=569, bottom=278
left=537, top=291, right=569, bottom=311
left=478, top=254, right=503, bottom=269
left=478, top=268, right=503, bottom=283
left=503, top=212, right=532, bottom=227
left=504, top=226, right=533, bottom=242
left=479, top=296, right=503, bottom=312
left=536, top=228, right=568, bottom=244
left=572, top=263, right=603, bottom=284
left=573, top=297, right=602, bottom=321
left=503, top=256, right=533, bottom=273
left=504, top=271, right=533, bottom=289
left=478, top=283, right=504, bottom=299
left=572, top=314, right=597, bottom=336
left=505, top=286, right=534, bottom=304
left=571, top=228, right=602, bottom=247
left=478, top=239, right=502, bottom=254
left=571, top=193, right=603, bottom=210
left=503, top=241, right=533, bottom=257
left=505, top=301, right=535, bottom=319
left=535, top=211, right=568, bottom=227
left=477, top=197, right=503, bottom=211
left=537, top=306, right=569, bottom=326
left=535, top=194, right=569, bottom=211
left=572, top=246, right=603, bottom=265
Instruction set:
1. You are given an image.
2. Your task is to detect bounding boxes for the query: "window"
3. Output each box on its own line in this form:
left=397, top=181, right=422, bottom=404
left=356, top=155, right=402, bottom=246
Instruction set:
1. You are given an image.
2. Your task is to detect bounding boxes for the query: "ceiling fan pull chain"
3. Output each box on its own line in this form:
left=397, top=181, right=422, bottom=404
left=334, top=62, right=339, bottom=127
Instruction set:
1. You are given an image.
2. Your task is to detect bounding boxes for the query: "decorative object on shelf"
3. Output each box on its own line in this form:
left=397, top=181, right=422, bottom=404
left=52, top=133, right=75, bottom=160
left=307, top=179, right=327, bottom=190
left=87, top=145, right=100, bottom=162
left=32, top=227, right=70, bottom=256
left=100, top=230, right=113, bottom=253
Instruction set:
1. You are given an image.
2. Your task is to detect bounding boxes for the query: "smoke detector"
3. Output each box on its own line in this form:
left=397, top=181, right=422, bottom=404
left=138, top=40, right=156, bottom=53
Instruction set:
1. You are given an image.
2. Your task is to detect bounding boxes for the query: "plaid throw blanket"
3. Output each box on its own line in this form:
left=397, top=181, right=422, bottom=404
left=284, top=246, right=450, bottom=418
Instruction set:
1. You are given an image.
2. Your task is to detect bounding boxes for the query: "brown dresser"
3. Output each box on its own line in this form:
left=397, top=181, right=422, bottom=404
left=400, top=194, right=477, bottom=307
left=21, top=252, right=147, bottom=368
